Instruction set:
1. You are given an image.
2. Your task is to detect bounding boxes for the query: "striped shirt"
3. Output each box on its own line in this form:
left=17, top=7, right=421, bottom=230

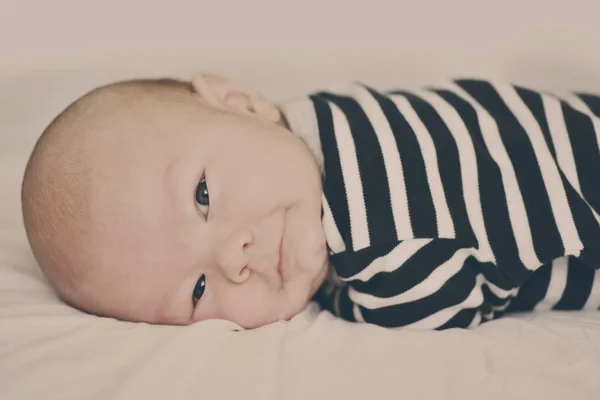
left=281, top=79, right=600, bottom=330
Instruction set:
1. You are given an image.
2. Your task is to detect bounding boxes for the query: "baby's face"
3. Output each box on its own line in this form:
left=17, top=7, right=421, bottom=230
left=89, top=106, right=329, bottom=328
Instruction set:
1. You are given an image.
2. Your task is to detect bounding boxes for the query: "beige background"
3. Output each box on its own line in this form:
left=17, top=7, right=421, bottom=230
left=2, top=0, right=600, bottom=93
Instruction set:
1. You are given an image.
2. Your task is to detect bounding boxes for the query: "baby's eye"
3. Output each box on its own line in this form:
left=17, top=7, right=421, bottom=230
left=195, top=178, right=209, bottom=215
left=192, top=274, right=206, bottom=306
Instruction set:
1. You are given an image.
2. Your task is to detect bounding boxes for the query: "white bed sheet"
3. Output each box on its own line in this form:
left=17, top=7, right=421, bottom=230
left=2, top=70, right=600, bottom=400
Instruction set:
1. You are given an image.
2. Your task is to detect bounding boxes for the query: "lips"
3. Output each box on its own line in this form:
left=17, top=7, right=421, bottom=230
left=277, top=238, right=286, bottom=281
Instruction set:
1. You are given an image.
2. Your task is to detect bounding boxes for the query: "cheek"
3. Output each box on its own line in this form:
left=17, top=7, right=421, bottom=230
left=195, top=280, right=283, bottom=329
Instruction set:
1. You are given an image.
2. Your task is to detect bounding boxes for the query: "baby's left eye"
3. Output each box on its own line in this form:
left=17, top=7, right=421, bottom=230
left=192, top=274, right=206, bottom=306
left=195, top=178, right=210, bottom=216
left=195, top=179, right=209, bottom=206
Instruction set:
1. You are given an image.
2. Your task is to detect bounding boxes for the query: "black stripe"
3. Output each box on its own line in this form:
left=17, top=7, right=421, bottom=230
left=518, top=92, right=600, bottom=268
left=456, top=79, right=565, bottom=265
left=480, top=284, right=512, bottom=307
left=311, top=286, right=334, bottom=313
left=391, top=90, right=475, bottom=243
left=359, top=256, right=478, bottom=328
left=432, top=88, right=527, bottom=284
left=366, top=87, right=437, bottom=238
left=476, top=261, right=514, bottom=290
left=515, top=87, right=557, bottom=160
left=310, top=95, right=352, bottom=249
left=504, top=263, right=552, bottom=313
left=351, top=239, right=459, bottom=297
left=329, top=239, right=399, bottom=280
left=553, top=257, right=596, bottom=310
left=479, top=300, right=494, bottom=321
left=577, top=93, right=600, bottom=117
left=562, top=102, right=600, bottom=217
left=337, top=285, right=356, bottom=321
left=318, top=92, right=397, bottom=249
left=558, top=169, right=600, bottom=269
left=436, top=308, right=478, bottom=329
left=579, top=247, right=600, bottom=271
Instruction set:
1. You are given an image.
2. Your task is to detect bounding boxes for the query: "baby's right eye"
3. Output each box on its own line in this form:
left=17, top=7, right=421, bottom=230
left=195, top=178, right=210, bottom=216
left=192, top=274, right=206, bottom=306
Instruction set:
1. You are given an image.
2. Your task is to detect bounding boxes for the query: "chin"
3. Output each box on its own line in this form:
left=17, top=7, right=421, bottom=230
left=240, top=301, right=310, bottom=330
left=282, top=290, right=316, bottom=322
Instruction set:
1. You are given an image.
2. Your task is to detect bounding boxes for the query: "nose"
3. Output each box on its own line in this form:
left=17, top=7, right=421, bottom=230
left=216, top=227, right=253, bottom=284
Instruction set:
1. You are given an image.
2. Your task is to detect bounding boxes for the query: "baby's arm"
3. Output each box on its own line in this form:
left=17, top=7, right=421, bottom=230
left=316, top=238, right=515, bottom=330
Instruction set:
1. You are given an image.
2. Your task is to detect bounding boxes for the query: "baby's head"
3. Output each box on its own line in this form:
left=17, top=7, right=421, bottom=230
left=21, top=73, right=329, bottom=328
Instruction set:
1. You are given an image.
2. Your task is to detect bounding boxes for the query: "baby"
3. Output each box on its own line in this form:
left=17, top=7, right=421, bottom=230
left=21, top=73, right=600, bottom=330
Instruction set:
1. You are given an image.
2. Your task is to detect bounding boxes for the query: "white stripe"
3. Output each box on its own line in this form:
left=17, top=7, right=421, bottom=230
left=446, top=82, right=540, bottom=269
left=512, top=286, right=521, bottom=298
left=350, top=85, right=413, bottom=239
left=468, top=311, right=482, bottom=328
left=353, top=304, right=365, bottom=322
left=321, top=194, right=346, bottom=254
left=494, top=83, right=583, bottom=253
left=482, top=310, right=494, bottom=321
left=583, top=270, right=600, bottom=310
left=348, top=247, right=486, bottom=309
left=476, top=273, right=515, bottom=302
left=483, top=281, right=516, bottom=299
left=345, top=239, right=432, bottom=282
left=477, top=274, right=510, bottom=320
left=535, top=257, right=569, bottom=311
left=394, top=284, right=484, bottom=330
left=543, top=95, right=583, bottom=193
left=330, top=103, right=370, bottom=250
left=561, top=92, right=600, bottom=147
left=389, top=94, right=455, bottom=238
left=492, top=301, right=512, bottom=313
left=415, top=89, right=495, bottom=263
left=543, top=95, right=600, bottom=224
left=333, top=287, right=342, bottom=316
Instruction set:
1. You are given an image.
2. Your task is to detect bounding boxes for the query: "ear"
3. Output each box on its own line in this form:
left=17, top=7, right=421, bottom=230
left=191, top=72, right=281, bottom=123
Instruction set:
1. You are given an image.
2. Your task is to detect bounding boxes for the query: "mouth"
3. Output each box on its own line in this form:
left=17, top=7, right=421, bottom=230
left=277, top=237, right=286, bottom=282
